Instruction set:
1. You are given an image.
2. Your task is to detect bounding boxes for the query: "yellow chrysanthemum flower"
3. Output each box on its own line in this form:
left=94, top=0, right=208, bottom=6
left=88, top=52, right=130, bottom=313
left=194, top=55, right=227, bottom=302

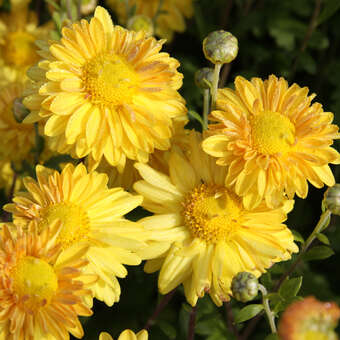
left=0, top=224, right=94, bottom=340
left=133, top=131, right=298, bottom=306
left=23, top=6, right=187, bottom=171
left=0, top=82, right=35, bottom=164
left=0, top=6, right=50, bottom=86
left=4, top=163, right=146, bottom=307
left=107, top=0, right=193, bottom=41
left=202, top=75, right=340, bottom=210
left=99, top=329, right=148, bottom=340
left=0, top=161, right=22, bottom=195
left=278, top=296, right=340, bottom=340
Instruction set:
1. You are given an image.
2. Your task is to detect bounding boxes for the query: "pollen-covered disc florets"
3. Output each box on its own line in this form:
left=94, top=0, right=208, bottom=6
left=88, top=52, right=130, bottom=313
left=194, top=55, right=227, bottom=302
left=0, top=224, right=94, bottom=340
left=4, top=162, right=146, bottom=307
left=203, top=75, right=340, bottom=210
left=23, top=6, right=187, bottom=171
left=134, top=130, right=298, bottom=307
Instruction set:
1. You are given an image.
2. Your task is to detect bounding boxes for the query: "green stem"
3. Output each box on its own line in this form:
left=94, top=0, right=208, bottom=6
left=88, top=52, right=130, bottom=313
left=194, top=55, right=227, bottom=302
left=203, top=89, right=210, bottom=129
left=210, top=63, right=222, bottom=110
left=258, top=284, right=277, bottom=334
left=274, top=209, right=331, bottom=290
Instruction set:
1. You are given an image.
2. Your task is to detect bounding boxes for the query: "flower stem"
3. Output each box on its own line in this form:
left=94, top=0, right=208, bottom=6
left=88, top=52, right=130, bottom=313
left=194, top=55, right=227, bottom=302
left=188, top=305, right=197, bottom=340
left=203, top=89, right=210, bottom=129
left=144, top=289, right=176, bottom=330
left=258, top=284, right=277, bottom=334
left=210, top=63, right=222, bottom=110
left=274, top=209, right=331, bottom=290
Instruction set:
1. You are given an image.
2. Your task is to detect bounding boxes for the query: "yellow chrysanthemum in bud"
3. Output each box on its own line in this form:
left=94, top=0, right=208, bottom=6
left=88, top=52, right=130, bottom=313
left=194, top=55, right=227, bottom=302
left=107, top=0, right=193, bottom=41
left=4, top=163, right=146, bottom=307
left=202, top=75, right=340, bottom=210
left=0, top=5, right=50, bottom=86
left=0, top=224, right=95, bottom=340
left=278, top=296, right=340, bottom=340
left=99, top=329, right=148, bottom=340
left=23, top=6, right=187, bottom=172
left=0, top=82, right=35, bottom=164
left=133, top=131, right=298, bottom=306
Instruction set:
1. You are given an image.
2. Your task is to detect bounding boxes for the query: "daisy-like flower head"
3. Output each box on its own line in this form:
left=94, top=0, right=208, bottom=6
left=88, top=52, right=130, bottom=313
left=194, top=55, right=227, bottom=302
left=0, top=161, right=22, bottom=195
left=0, top=82, right=35, bottom=164
left=278, top=296, right=340, bottom=340
left=107, top=0, right=193, bottom=41
left=202, top=75, right=340, bottom=210
left=100, top=329, right=148, bottom=340
left=0, top=5, right=50, bottom=86
left=4, top=163, right=146, bottom=307
left=133, top=131, right=298, bottom=306
left=23, top=6, right=187, bottom=171
left=0, top=224, right=94, bottom=340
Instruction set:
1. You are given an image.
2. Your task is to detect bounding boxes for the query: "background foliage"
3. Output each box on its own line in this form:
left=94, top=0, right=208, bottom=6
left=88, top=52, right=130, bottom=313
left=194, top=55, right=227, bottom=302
left=1, top=0, right=340, bottom=339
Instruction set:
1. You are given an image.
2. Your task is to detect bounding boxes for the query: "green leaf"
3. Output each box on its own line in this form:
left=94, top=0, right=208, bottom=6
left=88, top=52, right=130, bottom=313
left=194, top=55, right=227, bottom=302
left=303, top=245, right=334, bottom=261
left=188, top=110, right=205, bottom=128
left=316, top=233, right=330, bottom=245
left=291, top=229, right=305, bottom=244
left=234, top=304, right=264, bottom=324
left=279, top=277, right=303, bottom=300
left=317, top=0, right=340, bottom=26
left=265, top=334, right=279, bottom=340
left=157, top=320, right=176, bottom=339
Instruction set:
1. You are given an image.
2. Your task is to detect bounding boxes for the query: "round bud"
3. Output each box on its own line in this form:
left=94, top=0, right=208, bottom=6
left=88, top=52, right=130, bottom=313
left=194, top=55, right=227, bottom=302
left=203, top=30, right=238, bottom=65
left=127, top=15, right=154, bottom=38
left=194, top=67, right=214, bottom=89
left=12, top=98, right=30, bottom=123
left=323, top=184, right=340, bottom=216
left=80, top=0, right=97, bottom=15
left=231, top=272, right=259, bottom=303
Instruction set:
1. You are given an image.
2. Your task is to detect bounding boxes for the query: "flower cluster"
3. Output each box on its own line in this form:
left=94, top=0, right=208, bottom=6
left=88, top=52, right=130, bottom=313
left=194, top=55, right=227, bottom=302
left=0, top=1, right=339, bottom=339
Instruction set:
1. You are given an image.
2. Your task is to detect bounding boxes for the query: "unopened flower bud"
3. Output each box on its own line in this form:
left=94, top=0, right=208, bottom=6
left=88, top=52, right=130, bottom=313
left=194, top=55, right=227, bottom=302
left=203, top=30, right=238, bottom=65
left=12, top=97, right=30, bottom=123
left=80, top=0, right=97, bottom=15
left=127, top=15, right=154, bottom=37
left=231, top=272, right=259, bottom=303
left=195, top=67, right=214, bottom=89
left=323, top=184, right=340, bottom=216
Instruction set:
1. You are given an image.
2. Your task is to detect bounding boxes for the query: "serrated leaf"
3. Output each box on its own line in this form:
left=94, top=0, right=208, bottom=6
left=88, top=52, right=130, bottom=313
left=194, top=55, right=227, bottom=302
left=279, top=277, right=303, bottom=300
left=291, top=229, right=305, bottom=244
left=303, top=245, right=334, bottom=261
left=316, top=233, right=330, bottom=245
left=234, top=304, right=264, bottom=324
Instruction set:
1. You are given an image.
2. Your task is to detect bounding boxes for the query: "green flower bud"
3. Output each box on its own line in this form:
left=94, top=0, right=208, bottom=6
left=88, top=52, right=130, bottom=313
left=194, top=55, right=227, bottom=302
left=80, top=0, right=97, bottom=15
left=127, top=15, right=154, bottom=38
left=194, top=67, right=214, bottom=89
left=203, top=30, right=238, bottom=65
left=231, top=272, right=259, bottom=303
left=323, top=184, right=340, bottom=216
left=12, top=97, right=30, bottom=123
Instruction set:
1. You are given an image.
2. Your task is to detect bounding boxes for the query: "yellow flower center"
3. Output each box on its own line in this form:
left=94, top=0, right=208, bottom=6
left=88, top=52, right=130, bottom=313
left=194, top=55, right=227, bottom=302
left=12, top=256, right=58, bottom=310
left=3, top=32, right=39, bottom=68
left=182, top=184, right=242, bottom=243
left=250, top=111, right=295, bottom=155
left=82, top=54, right=140, bottom=106
left=39, top=202, right=90, bottom=249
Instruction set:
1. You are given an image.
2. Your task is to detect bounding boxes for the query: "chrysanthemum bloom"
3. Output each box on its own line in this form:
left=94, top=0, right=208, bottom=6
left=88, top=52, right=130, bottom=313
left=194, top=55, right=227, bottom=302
left=202, top=75, right=340, bottom=210
left=133, top=131, right=298, bottom=306
left=0, top=4, right=50, bottom=86
left=0, top=224, right=95, bottom=340
left=4, top=163, right=146, bottom=306
left=107, top=0, right=193, bottom=41
left=278, top=296, right=340, bottom=340
left=100, top=329, right=148, bottom=340
left=0, top=161, right=22, bottom=195
left=0, top=82, right=35, bottom=164
left=23, top=6, right=187, bottom=171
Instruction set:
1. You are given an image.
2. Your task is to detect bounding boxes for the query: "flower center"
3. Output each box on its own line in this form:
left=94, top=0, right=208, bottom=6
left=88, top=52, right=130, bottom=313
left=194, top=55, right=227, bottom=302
left=12, top=256, right=58, bottom=310
left=3, top=32, right=39, bottom=67
left=82, top=54, right=140, bottom=106
left=182, top=184, right=242, bottom=243
left=303, top=331, right=334, bottom=340
left=301, top=317, right=338, bottom=340
left=250, top=111, right=295, bottom=155
left=39, top=202, right=90, bottom=249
